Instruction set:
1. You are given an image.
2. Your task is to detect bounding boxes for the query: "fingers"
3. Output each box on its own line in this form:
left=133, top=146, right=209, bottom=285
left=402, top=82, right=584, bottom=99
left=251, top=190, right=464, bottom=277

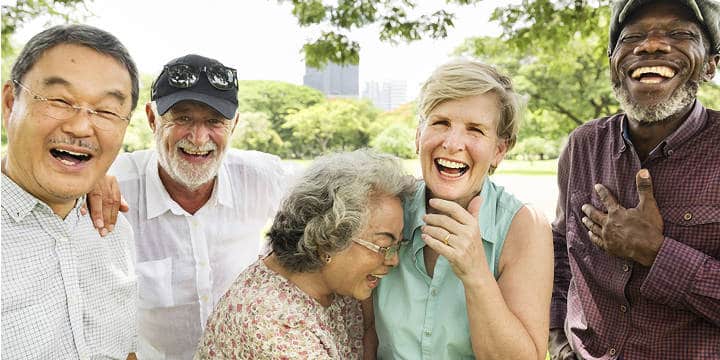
left=104, top=179, right=120, bottom=233
left=422, top=225, right=454, bottom=247
left=427, top=198, right=475, bottom=225
left=87, top=189, right=105, bottom=231
left=587, top=230, right=606, bottom=251
left=119, top=195, right=130, bottom=213
left=594, top=184, right=621, bottom=213
left=581, top=204, right=606, bottom=225
left=636, top=169, right=657, bottom=211
left=420, top=233, right=454, bottom=260
left=581, top=216, right=602, bottom=237
left=423, top=213, right=464, bottom=235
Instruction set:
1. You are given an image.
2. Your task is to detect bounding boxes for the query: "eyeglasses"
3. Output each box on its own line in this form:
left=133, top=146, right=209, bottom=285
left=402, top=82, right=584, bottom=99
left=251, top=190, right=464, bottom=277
left=159, top=63, right=237, bottom=91
left=12, top=80, right=131, bottom=131
left=352, top=238, right=407, bottom=261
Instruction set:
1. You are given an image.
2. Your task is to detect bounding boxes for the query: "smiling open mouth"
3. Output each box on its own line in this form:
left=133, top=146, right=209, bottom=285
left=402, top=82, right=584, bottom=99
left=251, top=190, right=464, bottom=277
left=179, top=148, right=214, bottom=158
left=50, top=148, right=92, bottom=166
left=631, top=66, right=677, bottom=84
left=435, top=158, right=469, bottom=178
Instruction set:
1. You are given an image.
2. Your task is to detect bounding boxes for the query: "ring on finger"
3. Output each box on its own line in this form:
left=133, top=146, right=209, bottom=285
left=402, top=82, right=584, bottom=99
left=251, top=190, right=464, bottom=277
left=443, top=233, right=451, bottom=246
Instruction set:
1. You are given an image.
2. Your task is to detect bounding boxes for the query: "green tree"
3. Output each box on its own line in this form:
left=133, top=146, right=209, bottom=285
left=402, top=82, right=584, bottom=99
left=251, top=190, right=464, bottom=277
left=283, top=98, right=378, bottom=157
left=280, top=0, right=471, bottom=68
left=231, top=112, right=285, bottom=154
left=371, top=123, right=416, bottom=158
left=2, top=0, right=92, bottom=54
left=122, top=73, right=154, bottom=151
left=237, top=80, right=324, bottom=156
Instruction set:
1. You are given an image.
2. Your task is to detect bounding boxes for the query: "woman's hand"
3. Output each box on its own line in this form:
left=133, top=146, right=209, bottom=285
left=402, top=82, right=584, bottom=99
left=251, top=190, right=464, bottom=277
left=421, top=196, right=491, bottom=284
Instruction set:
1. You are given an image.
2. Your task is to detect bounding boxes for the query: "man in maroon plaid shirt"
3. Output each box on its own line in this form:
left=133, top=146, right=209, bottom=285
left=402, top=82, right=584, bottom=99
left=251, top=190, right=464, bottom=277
left=549, top=0, right=720, bottom=359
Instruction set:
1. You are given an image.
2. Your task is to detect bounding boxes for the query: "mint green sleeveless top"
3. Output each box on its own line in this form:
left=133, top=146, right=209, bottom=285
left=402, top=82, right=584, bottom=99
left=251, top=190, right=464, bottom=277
left=373, top=178, right=523, bottom=359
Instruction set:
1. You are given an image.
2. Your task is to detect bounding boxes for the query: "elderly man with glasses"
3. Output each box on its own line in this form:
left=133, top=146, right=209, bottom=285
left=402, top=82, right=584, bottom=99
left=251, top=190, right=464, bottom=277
left=91, top=54, right=291, bottom=360
left=1, top=24, right=139, bottom=359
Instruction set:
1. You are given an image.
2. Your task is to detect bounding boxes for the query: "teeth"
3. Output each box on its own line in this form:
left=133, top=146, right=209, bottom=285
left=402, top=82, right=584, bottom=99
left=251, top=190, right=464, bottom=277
left=59, top=158, right=77, bottom=166
left=56, top=149, right=89, bottom=158
left=631, top=66, right=676, bottom=79
left=182, top=148, right=211, bottom=155
left=437, top=159, right=467, bottom=169
left=640, top=77, right=663, bottom=84
left=371, top=274, right=385, bottom=279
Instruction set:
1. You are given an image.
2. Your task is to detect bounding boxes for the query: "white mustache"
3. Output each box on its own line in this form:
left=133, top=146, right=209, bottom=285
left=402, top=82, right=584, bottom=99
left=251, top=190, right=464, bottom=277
left=176, top=139, right=217, bottom=153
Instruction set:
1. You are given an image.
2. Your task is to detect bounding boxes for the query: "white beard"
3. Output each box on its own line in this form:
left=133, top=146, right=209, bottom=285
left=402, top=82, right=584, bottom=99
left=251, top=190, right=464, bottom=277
left=156, top=135, right=224, bottom=191
left=612, top=66, right=703, bottom=124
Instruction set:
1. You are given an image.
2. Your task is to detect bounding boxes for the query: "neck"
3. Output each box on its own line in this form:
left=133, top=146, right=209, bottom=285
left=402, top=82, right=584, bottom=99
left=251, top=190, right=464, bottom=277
left=264, top=254, right=334, bottom=307
left=157, top=165, right=215, bottom=215
left=627, top=102, right=693, bottom=161
left=1, top=156, right=76, bottom=219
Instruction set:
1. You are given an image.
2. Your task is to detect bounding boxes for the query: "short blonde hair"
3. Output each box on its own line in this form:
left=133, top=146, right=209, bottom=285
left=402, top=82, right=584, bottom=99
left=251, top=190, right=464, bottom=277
left=417, top=59, right=522, bottom=152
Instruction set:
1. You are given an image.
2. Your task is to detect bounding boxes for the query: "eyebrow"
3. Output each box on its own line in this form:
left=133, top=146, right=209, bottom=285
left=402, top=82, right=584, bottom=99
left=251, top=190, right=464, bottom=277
left=42, top=76, right=128, bottom=105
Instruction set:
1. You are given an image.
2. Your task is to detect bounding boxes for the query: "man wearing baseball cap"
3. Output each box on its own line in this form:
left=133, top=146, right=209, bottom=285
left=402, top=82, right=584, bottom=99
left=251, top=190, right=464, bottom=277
left=106, top=54, right=290, bottom=359
left=550, top=1, right=720, bottom=359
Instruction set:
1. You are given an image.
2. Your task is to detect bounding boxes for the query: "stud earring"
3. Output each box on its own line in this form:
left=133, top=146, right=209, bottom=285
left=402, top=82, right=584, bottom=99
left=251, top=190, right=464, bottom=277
left=324, top=254, right=332, bottom=263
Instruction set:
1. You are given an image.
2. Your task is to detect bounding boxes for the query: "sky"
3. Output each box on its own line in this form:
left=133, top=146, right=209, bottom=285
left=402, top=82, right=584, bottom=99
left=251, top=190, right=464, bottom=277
left=5, top=0, right=508, bottom=99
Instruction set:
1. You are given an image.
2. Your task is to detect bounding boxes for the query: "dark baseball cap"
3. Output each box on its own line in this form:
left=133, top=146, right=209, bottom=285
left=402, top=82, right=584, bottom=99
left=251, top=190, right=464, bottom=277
left=151, top=54, right=238, bottom=119
left=608, top=0, right=720, bottom=56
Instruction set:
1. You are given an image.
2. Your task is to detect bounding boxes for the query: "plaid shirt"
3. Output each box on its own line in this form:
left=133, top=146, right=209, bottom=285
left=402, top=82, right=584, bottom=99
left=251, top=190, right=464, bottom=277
left=551, top=101, right=720, bottom=360
left=1, top=174, right=137, bottom=359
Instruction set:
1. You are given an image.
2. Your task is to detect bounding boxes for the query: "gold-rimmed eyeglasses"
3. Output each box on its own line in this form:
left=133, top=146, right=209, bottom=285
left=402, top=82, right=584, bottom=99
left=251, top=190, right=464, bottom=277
left=13, top=80, right=131, bottom=131
left=352, top=238, right=407, bottom=261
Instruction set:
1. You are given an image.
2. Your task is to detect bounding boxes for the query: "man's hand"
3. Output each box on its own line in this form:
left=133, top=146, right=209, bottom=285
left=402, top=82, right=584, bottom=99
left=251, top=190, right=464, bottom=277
left=548, top=329, right=578, bottom=360
left=581, top=169, right=664, bottom=266
left=81, top=175, right=128, bottom=237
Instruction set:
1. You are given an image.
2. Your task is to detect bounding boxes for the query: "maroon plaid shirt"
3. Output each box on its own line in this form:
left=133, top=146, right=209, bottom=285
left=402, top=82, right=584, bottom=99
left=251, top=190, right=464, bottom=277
left=551, top=101, right=720, bottom=360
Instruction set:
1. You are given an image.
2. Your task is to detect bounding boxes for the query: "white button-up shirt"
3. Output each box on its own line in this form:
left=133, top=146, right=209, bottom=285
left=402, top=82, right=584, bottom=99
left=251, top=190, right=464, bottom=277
left=1, top=174, right=137, bottom=359
left=110, top=149, right=290, bottom=360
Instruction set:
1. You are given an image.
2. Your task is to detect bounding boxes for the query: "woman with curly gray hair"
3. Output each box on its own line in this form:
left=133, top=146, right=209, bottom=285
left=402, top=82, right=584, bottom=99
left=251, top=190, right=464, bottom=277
left=195, top=149, right=416, bottom=359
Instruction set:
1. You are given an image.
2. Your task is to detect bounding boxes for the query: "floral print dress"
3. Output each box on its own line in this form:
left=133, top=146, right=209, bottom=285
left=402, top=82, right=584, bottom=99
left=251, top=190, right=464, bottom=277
left=194, top=259, right=364, bottom=359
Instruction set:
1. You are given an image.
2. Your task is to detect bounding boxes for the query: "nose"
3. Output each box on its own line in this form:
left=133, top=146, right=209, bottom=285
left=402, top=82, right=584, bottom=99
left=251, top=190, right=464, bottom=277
left=441, top=127, right=465, bottom=153
left=60, top=108, right=94, bottom=137
left=186, top=121, right=211, bottom=145
left=633, top=32, right=671, bottom=55
left=384, top=252, right=400, bottom=267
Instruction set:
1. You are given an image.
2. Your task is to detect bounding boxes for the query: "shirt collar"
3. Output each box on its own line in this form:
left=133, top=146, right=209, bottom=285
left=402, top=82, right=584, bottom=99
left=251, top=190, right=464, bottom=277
left=144, top=151, right=233, bottom=219
left=1, top=172, right=83, bottom=223
left=619, top=100, right=707, bottom=156
left=406, top=178, right=493, bottom=255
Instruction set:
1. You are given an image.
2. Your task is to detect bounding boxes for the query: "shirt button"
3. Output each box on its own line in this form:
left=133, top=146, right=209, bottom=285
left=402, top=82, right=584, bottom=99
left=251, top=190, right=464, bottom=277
left=431, top=289, right=438, bottom=296
left=683, top=212, right=693, bottom=221
left=199, top=260, right=207, bottom=267
left=622, top=264, right=630, bottom=272
left=201, top=295, right=209, bottom=303
left=620, top=305, right=627, bottom=313
left=424, top=329, right=432, bottom=336
left=667, top=149, right=674, bottom=156
left=609, top=348, right=617, bottom=356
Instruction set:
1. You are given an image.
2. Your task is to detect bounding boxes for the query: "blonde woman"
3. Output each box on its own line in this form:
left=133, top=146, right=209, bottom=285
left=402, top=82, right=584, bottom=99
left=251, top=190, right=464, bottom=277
left=366, top=60, right=553, bottom=359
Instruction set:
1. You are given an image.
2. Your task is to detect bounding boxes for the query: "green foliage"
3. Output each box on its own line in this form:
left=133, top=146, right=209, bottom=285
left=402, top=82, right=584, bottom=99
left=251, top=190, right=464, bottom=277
left=456, top=1, right=619, bottom=143
left=122, top=73, right=155, bottom=151
left=231, top=112, right=285, bottom=154
left=1, top=0, right=92, bottom=54
left=698, top=82, right=720, bottom=110
left=371, top=123, right=417, bottom=158
left=280, top=0, right=475, bottom=68
left=283, top=98, right=378, bottom=157
left=509, top=136, right=562, bottom=161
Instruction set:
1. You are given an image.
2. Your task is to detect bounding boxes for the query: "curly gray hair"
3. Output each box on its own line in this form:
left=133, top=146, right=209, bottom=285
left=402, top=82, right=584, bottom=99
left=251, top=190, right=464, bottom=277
left=268, top=149, right=417, bottom=273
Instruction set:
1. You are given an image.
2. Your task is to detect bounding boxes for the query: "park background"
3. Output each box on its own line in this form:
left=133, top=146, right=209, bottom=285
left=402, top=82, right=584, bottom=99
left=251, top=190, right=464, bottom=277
left=3, top=0, right=720, bottom=220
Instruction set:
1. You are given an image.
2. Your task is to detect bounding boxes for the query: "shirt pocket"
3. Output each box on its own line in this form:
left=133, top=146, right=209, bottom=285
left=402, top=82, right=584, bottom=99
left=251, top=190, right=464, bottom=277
left=661, top=205, right=720, bottom=256
left=136, top=257, right=174, bottom=309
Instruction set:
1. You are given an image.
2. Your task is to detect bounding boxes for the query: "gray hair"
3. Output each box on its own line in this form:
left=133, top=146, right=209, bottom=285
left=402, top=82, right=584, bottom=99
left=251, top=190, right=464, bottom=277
left=417, top=59, right=523, bottom=155
left=268, top=149, right=417, bottom=273
left=11, top=24, right=139, bottom=111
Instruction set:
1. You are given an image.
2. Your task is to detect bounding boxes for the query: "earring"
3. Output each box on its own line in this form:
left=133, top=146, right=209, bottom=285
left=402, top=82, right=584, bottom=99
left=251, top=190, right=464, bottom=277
left=324, top=254, right=332, bottom=263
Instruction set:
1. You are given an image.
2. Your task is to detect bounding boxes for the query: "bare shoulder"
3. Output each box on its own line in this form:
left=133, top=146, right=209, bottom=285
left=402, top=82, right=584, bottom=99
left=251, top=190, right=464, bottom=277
left=500, top=205, right=552, bottom=270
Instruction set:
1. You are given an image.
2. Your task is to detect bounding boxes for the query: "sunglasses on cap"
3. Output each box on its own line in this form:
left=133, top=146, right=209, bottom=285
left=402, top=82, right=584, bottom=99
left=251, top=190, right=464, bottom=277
left=159, top=63, right=238, bottom=91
